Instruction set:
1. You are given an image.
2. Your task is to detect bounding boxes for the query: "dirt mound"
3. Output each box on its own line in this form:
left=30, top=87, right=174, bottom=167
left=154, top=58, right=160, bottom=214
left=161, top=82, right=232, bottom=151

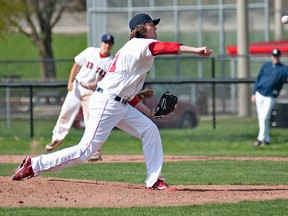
left=2, top=155, right=288, bottom=208
left=1, top=176, right=288, bottom=208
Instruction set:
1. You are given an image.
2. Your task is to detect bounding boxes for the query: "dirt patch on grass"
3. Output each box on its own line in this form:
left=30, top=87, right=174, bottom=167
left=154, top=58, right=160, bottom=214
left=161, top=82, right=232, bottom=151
left=2, top=154, right=288, bottom=164
left=1, top=155, right=288, bottom=208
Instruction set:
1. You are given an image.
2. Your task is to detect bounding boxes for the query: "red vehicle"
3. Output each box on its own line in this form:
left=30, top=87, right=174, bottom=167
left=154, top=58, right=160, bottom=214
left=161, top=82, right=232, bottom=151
left=73, top=85, right=199, bottom=129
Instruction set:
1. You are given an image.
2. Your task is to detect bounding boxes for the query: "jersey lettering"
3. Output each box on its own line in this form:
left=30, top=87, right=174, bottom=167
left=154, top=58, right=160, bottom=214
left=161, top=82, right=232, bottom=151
left=85, top=61, right=94, bottom=69
left=95, top=67, right=101, bottom=73
left=99, top=70, right=106, bottom=77
left=95, top=67, right=107, bottom=77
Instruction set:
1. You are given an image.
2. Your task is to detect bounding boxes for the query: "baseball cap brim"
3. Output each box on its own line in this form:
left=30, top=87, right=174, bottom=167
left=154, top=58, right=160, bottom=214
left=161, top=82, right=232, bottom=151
left=151, top=19, right=160, bottom=26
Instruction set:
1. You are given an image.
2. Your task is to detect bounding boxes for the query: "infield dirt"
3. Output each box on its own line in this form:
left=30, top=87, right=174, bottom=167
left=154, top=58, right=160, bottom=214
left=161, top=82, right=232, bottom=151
left=1, top=155, right=288, bottom=208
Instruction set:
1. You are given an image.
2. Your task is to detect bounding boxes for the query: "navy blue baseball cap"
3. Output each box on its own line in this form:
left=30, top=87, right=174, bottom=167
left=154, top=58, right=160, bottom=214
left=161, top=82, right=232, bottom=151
left=129, top=13, right=160, bottom=31
left=272, top=49, right=281, bottom=57
left=101, top=34, right=114, bottom=44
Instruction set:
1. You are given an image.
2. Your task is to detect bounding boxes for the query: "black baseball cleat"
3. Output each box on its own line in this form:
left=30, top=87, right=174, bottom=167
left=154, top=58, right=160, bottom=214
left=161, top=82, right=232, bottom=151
left=12, top=156, right=34, bottom=181
left=253, top=140, right=264, bottom=147
left=253, top=140, right=270, bottom=147
left=45, top=140, right=62, bottom=151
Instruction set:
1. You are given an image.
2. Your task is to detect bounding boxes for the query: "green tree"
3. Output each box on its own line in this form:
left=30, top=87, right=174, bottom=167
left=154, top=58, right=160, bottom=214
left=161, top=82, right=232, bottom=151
left=0, top=0, right=85, bottom=80
left=0, top=0, right=24, bottom=37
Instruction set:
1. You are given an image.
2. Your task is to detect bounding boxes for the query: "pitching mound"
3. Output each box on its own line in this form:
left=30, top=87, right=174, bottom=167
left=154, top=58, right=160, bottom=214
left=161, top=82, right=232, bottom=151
left=1, top=177, right=288, bottom=208
left=1, top=155, right=288, bottom=208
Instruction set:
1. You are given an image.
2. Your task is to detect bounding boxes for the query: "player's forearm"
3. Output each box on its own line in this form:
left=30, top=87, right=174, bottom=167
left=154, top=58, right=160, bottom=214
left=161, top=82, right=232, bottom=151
left=178, top=46, right=199, bottom=53
left=134, top=102, right=154, bottom=118
left=178, top=46, right=212, bottom=57
left=68, top=63, right=80, bottom=83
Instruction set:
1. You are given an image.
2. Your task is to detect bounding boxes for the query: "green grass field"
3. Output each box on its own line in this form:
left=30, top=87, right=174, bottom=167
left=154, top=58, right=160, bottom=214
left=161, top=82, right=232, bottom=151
left=1, top=200, right=287, bottom=216
left=1, top=118, right=288, bottom=156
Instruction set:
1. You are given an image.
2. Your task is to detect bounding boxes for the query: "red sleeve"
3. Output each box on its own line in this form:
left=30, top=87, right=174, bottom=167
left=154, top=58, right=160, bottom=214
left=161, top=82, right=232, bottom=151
left=128, top=96, right=141, bottom=107
left=149, top=42, right=183, bottom=56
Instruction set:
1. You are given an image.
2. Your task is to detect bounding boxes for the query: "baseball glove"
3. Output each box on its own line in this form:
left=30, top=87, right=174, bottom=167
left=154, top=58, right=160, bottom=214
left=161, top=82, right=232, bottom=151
left=154, top=91, right=178, bottom=119
left=137, top=88, right=155, bottom=100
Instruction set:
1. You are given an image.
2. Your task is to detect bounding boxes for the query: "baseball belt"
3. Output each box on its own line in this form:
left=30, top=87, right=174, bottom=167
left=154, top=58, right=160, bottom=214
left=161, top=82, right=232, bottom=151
left=76, top=80, right=95, bottom=91
left=96, top=87, right=128, bottom=105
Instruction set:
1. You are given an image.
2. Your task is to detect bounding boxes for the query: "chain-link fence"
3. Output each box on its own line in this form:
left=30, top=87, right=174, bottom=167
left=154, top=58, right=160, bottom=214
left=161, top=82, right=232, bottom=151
left=0, top=59, right=74, bottom=81
left=1, top=56, right=288, bottom=138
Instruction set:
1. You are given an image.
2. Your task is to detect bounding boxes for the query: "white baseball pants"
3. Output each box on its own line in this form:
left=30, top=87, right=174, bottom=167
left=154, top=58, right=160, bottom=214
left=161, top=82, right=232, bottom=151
left=32, top=90, right=163, bottom=187
left=51, top=81, right=93, bottom=141
left=255, top=91, right=276, bottom=143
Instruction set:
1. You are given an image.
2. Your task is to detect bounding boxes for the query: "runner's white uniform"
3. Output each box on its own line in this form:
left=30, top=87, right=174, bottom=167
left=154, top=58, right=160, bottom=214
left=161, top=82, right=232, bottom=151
left=51, top=47, right=113, bottom=142
left=31, top=38, right=181, bottom=187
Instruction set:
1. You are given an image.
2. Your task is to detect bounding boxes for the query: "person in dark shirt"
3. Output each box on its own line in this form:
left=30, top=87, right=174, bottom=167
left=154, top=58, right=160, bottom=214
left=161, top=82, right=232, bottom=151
left=251, top=49, right=288, bottom=147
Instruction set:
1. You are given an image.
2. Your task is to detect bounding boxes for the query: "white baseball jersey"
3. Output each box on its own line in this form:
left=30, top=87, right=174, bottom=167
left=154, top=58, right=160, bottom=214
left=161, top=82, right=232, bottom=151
left=98, top=38, right=157, bottom=100
left=75, top=47, right=114, bottom=90
left=31, top=39, right=182, bottom=188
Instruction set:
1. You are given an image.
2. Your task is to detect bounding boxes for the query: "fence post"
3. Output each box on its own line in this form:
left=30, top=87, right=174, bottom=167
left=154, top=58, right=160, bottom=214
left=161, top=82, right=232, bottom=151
left=29, top=86, right=34, bottom=138
left=212, top=57, right=216, bottom=129
left=5, top=87, right=11, bottom=129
